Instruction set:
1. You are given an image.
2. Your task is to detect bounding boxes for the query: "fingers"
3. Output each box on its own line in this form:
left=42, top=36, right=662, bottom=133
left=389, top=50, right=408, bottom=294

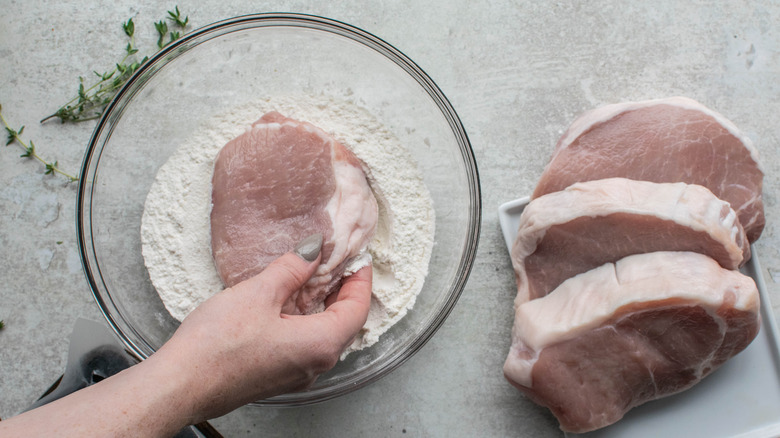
left=235, top=234, right=323, bottom=308
left=318, top=265, right=373, bottom=343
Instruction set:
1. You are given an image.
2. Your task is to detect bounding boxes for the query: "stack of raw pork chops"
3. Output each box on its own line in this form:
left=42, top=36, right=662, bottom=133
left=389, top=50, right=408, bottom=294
left=503, top=97, right=765, bottom=433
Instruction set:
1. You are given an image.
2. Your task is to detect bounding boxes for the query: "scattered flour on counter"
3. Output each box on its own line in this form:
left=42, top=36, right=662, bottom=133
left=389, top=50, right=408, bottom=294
left=141, top=95, right=435, bottom=354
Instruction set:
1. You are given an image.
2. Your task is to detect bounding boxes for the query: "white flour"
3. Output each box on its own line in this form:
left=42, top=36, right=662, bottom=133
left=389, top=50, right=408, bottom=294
left=141, top=95, right=435, bottom=354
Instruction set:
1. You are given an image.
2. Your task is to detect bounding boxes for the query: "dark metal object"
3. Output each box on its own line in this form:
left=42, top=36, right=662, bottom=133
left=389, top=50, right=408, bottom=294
left=25, top=318, right=221, bottom=437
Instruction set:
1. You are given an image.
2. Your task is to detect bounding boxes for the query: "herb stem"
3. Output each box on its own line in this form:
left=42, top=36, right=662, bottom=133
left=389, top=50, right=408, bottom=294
left=42, top=49, right=135, bottom=122
left=41, top=7, right=188, bottom=124
left=1, top=106, right=79, bottom=182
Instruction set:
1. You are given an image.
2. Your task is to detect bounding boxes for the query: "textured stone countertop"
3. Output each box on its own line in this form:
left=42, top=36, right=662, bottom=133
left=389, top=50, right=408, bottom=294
left=1, top=1, right=779, bottom=437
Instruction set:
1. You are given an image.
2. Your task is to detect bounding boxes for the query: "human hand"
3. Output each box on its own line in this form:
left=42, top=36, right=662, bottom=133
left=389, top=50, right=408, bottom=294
left=148, top=233, right=373, bottom=422
left=0, top=234, right=372, bottom=438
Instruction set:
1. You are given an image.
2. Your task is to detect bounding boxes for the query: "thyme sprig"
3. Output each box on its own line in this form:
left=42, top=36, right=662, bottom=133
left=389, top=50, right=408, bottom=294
left=1, top=105, right=79, bottom=182
left=3, top=7, right=190, bottom=182
left=168, top=6, right=189, bottom=28
left=41, top=7, right=189, bottom=124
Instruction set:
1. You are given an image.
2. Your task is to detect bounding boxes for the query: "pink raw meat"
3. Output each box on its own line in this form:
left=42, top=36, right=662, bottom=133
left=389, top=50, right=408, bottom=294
left=532, top=97, right=765, bottom=242
left=512, top=178, right=750, bottom=305
left=503, top=251, right=760, bottom=433
left=210, top=111, right=378, bottom=315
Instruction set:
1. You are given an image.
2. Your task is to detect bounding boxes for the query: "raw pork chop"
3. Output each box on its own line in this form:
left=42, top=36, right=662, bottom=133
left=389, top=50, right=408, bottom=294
left=532, top=97, right=765, bottom=242
left=503, top=251, right=760, bottom=433
left=512, top=178, right=750, bottom=305
left=210, top=111, right=378, bottom=315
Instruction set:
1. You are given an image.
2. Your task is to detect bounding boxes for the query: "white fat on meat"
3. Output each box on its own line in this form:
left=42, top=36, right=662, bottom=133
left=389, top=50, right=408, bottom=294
left=503, top=251, right=760, bottom=433
left=532, top=96, right=765, bottom=242
left=210, top=111, right=378, bottom=315
left=512, top=178, right=750, bottom=305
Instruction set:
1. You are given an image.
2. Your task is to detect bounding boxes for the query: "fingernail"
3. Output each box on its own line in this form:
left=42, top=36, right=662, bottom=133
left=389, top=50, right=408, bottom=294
left=294, top=234, right=323, bottom=262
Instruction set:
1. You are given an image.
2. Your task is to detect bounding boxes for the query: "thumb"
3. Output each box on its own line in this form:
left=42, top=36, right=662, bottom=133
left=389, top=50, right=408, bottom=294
left=236, top=234, right=323, bottom=309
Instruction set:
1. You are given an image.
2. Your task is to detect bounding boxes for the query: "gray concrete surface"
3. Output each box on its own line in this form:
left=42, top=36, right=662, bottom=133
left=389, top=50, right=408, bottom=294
left=1, top=1, right=779, bottom=437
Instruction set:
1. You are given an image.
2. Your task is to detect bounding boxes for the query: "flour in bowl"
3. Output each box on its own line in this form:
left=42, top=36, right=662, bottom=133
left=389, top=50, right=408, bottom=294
left=140, top=95, right=435, bottom=354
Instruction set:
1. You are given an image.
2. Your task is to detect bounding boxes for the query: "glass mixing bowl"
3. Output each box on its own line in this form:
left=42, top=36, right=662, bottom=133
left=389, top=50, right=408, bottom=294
left=77, top=13, right=480, bottom=405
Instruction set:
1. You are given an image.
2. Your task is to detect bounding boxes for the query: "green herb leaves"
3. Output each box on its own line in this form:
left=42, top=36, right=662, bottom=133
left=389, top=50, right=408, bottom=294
left=2, top=6, right=191, bottom=182
left=168, top=6, right=189, bottom=28
left=123, top=17, right=135, bottom=38
left=1, top=105, right=79, bottom=182
left=155, top=20, right=169, bottom=49
left=22, top=141, right=35, bottom=158
left=156, top=6, right=188, bottom=49
left=5, top=124, right=23, bottom=146
left=41, top=6, right=190, bottom=124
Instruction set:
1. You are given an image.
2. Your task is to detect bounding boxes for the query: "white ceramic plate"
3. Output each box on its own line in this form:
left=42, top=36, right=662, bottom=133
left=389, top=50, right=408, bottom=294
left=498, top=197, right=780, bottom=438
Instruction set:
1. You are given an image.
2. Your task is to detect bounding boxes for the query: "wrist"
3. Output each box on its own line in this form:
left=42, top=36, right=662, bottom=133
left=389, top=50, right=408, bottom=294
left=129, top=352, right=203, bottom=433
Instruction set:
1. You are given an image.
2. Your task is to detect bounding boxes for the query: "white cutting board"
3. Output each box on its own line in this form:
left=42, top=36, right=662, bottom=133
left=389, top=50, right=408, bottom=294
left=498, top=197, right=780, bottom=438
